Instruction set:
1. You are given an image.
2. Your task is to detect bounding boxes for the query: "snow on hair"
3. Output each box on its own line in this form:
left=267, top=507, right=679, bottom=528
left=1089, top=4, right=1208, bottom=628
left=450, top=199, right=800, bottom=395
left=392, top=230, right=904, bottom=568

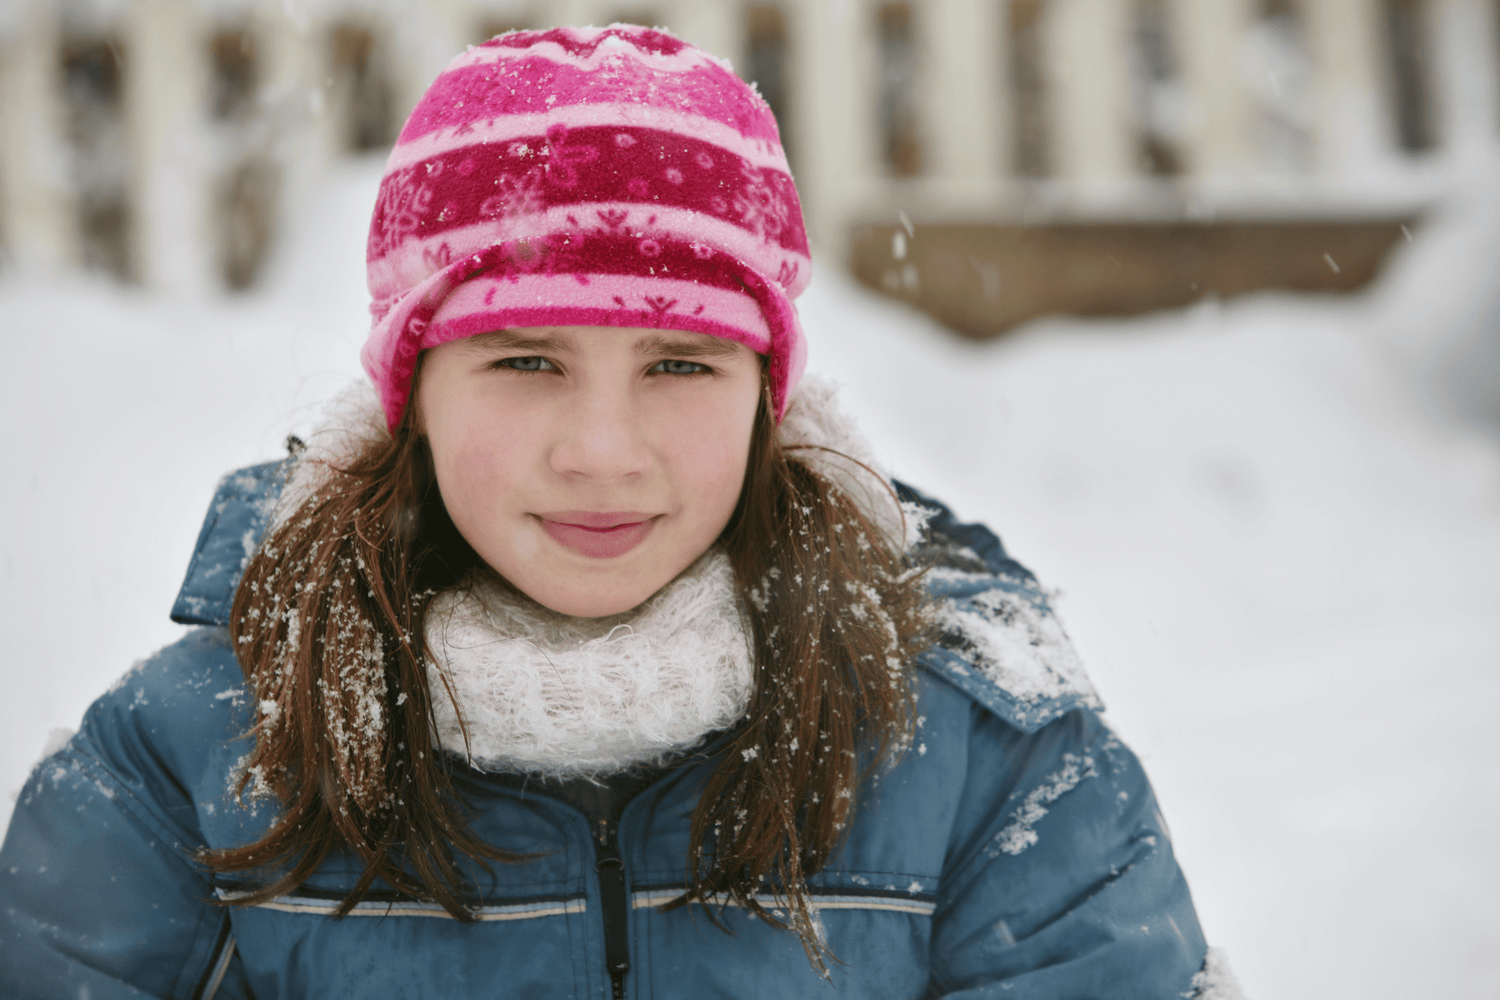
left=208, top=370, right=931, bottom=976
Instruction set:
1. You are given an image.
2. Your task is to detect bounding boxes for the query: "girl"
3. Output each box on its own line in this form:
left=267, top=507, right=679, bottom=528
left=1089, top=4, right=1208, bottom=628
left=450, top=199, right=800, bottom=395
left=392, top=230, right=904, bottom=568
left=0, top=26, right=1217, bottom=999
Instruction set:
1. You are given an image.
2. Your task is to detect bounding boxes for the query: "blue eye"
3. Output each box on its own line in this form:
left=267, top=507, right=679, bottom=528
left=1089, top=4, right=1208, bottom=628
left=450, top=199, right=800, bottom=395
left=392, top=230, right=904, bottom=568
left=497, top=356, right=554, bottom=372
left=652, top=359, right=708, bottom=375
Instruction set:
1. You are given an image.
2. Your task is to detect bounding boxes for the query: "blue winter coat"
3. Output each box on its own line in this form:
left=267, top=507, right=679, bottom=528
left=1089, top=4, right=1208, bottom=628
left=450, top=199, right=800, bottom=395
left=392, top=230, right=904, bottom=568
left=0, top=463, right=1209, bottom=998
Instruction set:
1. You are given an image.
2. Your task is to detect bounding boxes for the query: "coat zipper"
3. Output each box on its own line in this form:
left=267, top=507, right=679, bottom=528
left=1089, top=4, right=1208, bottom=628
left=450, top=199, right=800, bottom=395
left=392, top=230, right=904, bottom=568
left=192, top=919, right=236, bottom=1000
left=594, top=817, right=630, bottom=999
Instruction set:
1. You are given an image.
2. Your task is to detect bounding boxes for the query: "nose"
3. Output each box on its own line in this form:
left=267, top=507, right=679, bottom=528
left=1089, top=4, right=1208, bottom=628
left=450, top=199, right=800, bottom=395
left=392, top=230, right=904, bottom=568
left=547, top=384, right=653, bottom=482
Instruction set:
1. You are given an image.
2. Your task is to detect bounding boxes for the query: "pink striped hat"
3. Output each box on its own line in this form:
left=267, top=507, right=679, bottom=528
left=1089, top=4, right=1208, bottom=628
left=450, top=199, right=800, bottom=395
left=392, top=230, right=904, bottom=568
left=361, top=25, right=812, bottom=433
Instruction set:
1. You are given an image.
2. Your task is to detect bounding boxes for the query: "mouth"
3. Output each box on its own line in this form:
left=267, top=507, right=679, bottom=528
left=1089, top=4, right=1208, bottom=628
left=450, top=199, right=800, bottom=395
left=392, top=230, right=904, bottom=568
left=535, top=511, right=660, bottom=559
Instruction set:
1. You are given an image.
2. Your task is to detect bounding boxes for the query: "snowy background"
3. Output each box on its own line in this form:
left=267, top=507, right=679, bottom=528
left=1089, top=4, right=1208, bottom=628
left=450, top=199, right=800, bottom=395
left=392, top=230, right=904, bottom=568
left=3, top=147, right=1500, bottom=997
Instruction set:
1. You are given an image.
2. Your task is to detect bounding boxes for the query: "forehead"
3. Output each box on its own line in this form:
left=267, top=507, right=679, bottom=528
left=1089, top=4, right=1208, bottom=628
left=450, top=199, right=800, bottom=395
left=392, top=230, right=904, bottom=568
left=452, top=326, right=752, bottom=359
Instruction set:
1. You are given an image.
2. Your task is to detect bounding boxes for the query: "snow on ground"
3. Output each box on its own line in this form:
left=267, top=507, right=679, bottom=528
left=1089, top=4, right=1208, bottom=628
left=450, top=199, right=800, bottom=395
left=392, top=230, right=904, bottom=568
left=3, top=153, right=1499, bottom=998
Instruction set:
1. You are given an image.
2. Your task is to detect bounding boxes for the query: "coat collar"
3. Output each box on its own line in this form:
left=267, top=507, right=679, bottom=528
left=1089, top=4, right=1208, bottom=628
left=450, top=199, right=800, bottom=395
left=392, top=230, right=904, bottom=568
left=897, top=482, right=1103, bottom=731
left=171, top=458, right=290, bottom=629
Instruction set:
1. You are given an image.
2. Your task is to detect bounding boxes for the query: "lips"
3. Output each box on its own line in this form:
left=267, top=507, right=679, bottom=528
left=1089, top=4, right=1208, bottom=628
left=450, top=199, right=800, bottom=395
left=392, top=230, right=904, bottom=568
left=536, top=511, right=659, bottom=559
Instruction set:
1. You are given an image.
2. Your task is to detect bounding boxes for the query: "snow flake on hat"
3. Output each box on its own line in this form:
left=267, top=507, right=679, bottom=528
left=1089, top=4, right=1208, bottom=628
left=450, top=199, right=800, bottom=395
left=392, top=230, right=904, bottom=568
left=368, top=165, right=436, bottom=258
left=479, top=168, right=545, bottom=219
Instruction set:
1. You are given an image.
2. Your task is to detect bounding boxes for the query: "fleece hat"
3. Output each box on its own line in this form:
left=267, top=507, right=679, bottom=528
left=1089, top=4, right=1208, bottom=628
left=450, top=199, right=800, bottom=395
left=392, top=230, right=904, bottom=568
left=361, top=24, right=812, bottom=433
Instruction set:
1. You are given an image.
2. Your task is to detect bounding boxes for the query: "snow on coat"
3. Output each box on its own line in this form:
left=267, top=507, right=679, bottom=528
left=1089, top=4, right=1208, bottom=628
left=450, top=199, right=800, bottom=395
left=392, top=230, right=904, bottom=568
left=0, top=465, right=1217, bottom=999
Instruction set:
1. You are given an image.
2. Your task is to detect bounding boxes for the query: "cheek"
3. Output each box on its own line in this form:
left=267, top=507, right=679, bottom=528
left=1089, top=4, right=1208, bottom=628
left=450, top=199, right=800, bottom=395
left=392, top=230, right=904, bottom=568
left=432, top=428, right=525, bottom=543
left=673, top=399, right=757, bottom=513
left=447, top=438, right=508, bottom=500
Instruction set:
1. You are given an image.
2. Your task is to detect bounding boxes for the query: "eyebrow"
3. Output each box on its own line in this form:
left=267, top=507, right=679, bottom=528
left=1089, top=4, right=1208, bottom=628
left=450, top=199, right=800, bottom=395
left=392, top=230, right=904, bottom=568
left=459, top=328, right=744, bottom=360
left=634, top=334, right=744, bottom=359
left=457, top=330, right=575, bottom=355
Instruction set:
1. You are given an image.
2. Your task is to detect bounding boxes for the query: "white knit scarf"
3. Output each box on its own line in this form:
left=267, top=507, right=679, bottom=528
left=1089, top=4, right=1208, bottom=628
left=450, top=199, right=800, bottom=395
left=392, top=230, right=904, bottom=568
left=424, top=551, right=755, bottom=777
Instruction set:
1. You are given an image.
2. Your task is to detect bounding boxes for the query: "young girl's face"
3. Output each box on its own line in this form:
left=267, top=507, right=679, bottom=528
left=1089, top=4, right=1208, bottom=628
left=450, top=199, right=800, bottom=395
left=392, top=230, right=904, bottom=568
left=417, top=326, right=763, bottom=617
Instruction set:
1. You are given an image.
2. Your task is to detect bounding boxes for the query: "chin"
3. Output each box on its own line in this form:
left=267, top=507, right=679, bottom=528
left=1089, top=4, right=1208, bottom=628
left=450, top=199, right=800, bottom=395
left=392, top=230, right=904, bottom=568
left=517, top=572, right=664, bottom=619
left=544, top=591, right=649, bottom=619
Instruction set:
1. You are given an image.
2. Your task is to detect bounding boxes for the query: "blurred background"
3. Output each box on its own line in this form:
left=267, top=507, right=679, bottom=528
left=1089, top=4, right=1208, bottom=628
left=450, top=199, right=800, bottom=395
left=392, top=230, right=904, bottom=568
left=2, top=1, right=1499, bottom=997
left=3, top=0, right=1493, bottom=315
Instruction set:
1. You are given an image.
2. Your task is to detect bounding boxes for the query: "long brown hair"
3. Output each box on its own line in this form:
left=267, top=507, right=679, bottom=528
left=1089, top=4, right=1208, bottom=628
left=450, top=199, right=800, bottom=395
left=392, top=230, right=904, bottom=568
left=205, top=376, right=930, bottom=966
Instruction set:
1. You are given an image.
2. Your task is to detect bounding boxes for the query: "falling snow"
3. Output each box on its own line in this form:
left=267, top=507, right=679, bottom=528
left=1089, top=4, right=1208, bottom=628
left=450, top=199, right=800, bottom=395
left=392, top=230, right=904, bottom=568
left=4, top=140, right=1500, bottom=999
